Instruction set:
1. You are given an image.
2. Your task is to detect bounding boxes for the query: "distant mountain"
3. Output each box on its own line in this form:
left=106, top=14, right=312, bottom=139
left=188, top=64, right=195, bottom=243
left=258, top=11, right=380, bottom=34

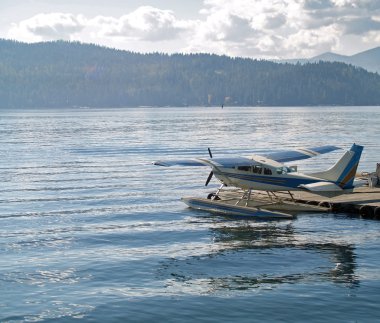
left=1, top=39, right=380, bottom=108
left=280, top=47, right=380, bottom=74
left=311, top=52, right=350, bottom=62
left=349, top=47, right=380, bottom=74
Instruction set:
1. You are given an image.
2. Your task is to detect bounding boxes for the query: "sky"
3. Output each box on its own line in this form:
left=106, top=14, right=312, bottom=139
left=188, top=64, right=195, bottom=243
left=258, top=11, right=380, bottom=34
left=1, top=0, right=380, bottom=59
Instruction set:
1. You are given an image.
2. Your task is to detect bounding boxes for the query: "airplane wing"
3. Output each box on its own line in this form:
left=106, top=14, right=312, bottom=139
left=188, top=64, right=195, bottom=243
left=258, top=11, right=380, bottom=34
left=153, top=157, right=253, bottom=168
left=261, top=145, right=340, bottom=163
left=153, top=145, right=341, bottom=167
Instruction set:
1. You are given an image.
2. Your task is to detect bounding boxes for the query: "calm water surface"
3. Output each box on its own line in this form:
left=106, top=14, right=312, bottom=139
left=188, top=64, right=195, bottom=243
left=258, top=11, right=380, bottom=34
left=1, top=106, right=380, bottom=322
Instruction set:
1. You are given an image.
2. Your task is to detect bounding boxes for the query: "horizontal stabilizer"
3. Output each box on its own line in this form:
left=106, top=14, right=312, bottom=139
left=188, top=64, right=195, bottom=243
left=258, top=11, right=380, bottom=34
left=299, top=182, right=343, bottom=192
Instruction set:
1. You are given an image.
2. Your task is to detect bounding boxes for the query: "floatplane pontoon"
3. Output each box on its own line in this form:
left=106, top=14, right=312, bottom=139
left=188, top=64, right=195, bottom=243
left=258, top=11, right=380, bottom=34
left=154, top=144, right=364, bottom=219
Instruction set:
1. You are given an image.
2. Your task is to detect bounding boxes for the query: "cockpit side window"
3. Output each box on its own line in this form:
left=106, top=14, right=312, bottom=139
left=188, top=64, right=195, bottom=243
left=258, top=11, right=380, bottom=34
left=252, top=165, right=262, bottom=174
left=237, top=166, right=251, bottom=171
left=264, top=168, right=272, bottom=175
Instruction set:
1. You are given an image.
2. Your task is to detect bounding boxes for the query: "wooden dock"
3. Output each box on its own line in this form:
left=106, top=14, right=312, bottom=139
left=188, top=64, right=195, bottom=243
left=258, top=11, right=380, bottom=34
left=273, top=186, right=380, bottom=219
left=214, top=185, right=380, bottom=220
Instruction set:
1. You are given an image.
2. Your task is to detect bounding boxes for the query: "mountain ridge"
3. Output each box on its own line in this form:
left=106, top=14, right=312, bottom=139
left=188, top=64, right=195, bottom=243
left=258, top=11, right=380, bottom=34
left=1, top=39, right=380, bottom=108
left=280, top=47, right=380, bottom=74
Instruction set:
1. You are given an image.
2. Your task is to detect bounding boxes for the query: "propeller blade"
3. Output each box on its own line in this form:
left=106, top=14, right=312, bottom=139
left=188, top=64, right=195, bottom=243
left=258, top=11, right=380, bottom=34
left=205, top=171, right=214, bottom=186
left=208, top=147, right=213, bottom=158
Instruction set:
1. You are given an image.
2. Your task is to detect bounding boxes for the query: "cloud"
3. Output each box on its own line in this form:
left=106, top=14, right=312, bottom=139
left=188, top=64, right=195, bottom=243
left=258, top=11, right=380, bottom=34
left=93, top=6, right=194, bottom=41
left=285, top=25, right=340, bottom=57
left=187, top=0, right=303, bottom=57
left=304, top=0, right=334, bottom=10
left=196, top=11, right=256, bottom=43
left=264, top=13, right=287, bottom=29
left=8, top=7, right=194, bottom=44
left=341, top=16, right=380, bottom=34
left=188, top=0, right=380, bottom=57
left=5, top=1, right=380, bottom=58
left=8, top=13, right=86, bottom=41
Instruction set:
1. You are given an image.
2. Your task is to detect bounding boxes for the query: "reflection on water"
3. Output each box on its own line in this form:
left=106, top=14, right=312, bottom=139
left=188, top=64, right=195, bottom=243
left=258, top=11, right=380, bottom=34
left=159, top=221, right=358, bottom=295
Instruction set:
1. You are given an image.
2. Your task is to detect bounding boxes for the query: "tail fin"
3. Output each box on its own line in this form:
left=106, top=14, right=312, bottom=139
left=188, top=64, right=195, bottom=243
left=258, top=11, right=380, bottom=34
left=311, top=144, right=363, bottom=189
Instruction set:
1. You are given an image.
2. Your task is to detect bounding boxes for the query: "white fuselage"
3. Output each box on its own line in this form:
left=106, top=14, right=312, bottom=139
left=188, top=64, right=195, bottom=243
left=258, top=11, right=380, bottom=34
left=210, top=155, right=322, bottom=191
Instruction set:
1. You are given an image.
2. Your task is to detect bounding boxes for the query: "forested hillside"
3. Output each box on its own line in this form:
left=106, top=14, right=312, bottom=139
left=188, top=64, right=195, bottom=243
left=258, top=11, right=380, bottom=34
left=1, top=39, right=380, bottom=108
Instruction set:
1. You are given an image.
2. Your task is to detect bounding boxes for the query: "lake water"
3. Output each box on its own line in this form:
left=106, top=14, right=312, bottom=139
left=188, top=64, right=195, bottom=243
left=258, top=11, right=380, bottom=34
left=1, top=106, right=380, bottom=322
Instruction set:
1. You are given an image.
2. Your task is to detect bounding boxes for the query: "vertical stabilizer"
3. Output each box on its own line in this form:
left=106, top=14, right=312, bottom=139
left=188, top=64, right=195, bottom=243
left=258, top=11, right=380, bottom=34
left=310, top=144, right=363, bottom=189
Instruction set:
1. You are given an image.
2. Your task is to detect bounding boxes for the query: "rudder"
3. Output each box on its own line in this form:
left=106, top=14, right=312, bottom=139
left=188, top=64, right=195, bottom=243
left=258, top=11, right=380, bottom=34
left=310, top=144, right=363, bottom=189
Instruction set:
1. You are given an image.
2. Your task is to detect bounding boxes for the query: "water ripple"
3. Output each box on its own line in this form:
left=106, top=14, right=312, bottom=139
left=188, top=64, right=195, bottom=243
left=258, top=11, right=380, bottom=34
left=1, top=107, right=380, bottom=322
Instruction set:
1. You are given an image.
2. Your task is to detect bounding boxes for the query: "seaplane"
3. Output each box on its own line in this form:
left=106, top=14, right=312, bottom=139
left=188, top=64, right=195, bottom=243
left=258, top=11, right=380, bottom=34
left=153, top=144, right=364, bottom=219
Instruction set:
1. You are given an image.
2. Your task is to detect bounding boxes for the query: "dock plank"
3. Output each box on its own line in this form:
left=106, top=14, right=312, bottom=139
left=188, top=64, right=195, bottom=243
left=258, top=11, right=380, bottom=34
left=292, top=187, right=380, bottom=207
left=214, top=186, right=380, bottom=219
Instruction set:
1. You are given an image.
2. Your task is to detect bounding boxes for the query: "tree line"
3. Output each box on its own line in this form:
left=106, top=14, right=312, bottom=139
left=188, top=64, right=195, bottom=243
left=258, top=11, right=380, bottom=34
left=1, top=39, right=380, bottom=108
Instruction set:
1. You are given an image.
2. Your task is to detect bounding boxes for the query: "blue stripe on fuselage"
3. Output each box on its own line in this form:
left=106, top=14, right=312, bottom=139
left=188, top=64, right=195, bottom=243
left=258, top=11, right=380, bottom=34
left=218, top=171, right=318, bottom=189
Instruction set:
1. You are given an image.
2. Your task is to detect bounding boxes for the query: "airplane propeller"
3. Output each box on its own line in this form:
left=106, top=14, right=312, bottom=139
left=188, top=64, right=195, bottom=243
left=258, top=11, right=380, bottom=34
left=205, top=147, right=213, bottom=186
left=205, top=170, right=214, bottom=186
